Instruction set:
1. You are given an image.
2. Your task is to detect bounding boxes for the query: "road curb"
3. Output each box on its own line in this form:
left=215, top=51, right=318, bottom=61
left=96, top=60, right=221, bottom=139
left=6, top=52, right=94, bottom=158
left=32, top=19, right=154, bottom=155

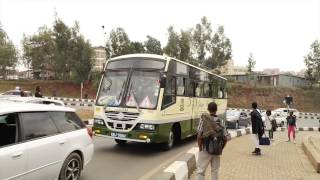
left=153, top=126, right=320, bottom=180
left=302, top=135, right=320, bottom=173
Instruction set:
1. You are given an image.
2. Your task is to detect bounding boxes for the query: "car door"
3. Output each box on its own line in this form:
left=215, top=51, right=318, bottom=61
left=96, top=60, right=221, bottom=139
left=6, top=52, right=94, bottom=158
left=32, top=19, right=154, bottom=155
left=0, top=113, right=26, bottom=180
left=20, top=112, right=67, bottom=180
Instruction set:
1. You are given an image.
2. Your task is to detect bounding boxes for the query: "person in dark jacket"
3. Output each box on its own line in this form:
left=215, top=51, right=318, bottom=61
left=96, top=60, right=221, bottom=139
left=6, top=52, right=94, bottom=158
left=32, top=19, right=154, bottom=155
left=250, top=102, right=264, bottom=155
left=35, top=86, right=43, bottom=98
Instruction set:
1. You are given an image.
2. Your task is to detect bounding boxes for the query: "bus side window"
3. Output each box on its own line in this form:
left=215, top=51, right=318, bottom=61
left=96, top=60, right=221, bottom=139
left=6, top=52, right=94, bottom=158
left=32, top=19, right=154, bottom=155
left=195, top=82, right=203, bottom=97
left=203, top=83, right=210, bottom=98
left=162, top=76, right=176, bottom=108
left=188, top=80, right=194, bottom=97
left=176, top=77, right=186, bottom=96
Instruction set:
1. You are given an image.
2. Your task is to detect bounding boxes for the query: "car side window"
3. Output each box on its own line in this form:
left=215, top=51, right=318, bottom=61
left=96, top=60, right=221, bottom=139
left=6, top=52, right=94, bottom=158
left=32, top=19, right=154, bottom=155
left=0, top=113, right=19, bottom=147
left=49, top=112, right=85, bottom=133
left=20, top=112, right=59, bottom=141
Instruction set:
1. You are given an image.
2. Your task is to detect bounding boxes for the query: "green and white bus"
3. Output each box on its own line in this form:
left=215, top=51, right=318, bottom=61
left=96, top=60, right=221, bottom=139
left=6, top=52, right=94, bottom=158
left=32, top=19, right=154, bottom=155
left=93, top=54, right=227, bottom=149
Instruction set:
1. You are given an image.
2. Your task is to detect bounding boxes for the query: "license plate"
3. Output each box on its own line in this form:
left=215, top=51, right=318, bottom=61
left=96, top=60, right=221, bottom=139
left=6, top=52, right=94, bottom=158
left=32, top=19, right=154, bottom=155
left=111, top=132, right=126, bottom=138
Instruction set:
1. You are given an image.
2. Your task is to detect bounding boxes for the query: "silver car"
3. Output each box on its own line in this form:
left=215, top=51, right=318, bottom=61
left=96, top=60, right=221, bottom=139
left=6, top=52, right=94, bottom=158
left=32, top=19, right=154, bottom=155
left=226, top=110, right=251, bottom=129
left=0, top=101, right=94, bottom=180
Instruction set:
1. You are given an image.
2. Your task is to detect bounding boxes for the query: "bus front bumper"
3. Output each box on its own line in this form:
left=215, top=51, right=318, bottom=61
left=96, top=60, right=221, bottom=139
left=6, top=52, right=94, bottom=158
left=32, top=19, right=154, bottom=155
left=94, top=133, right=151, bottom=143
left=92, top=126, right=165, bottom=143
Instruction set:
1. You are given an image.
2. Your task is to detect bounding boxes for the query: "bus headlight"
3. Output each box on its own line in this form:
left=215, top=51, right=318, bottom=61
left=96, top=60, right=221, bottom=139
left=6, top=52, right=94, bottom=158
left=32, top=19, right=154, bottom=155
left=94, top=118, right=106, bottom=126
left=138, top=124, right=155, bottom=131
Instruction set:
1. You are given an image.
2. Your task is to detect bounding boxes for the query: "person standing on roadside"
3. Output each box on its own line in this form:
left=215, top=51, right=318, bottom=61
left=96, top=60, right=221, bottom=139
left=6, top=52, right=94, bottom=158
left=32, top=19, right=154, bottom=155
left=250, top=102, right=264, bottom=155
left=264, top=110, right=274, bottom=140
left=196, top=102, right=227, bottom=180
left=35, top=86, right=43, bottom=98
left=287, top=111, right=297, bottom=143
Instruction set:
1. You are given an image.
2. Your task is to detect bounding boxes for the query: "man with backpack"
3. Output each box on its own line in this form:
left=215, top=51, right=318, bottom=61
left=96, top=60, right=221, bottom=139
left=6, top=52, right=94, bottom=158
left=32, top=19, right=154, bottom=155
left=250, top=102, right=264, bottom=155
left=196, top=102, right=228, bottom=180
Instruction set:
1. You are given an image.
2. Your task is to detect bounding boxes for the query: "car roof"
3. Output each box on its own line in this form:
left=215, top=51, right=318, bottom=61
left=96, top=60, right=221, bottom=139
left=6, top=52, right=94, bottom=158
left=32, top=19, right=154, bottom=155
left=0, top=101, right=74, bottom=114
left=1, top=96, right=63, bottom=103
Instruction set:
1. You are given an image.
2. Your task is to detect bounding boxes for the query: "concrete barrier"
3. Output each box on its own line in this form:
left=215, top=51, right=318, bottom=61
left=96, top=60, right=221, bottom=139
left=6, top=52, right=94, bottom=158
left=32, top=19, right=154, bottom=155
left=302, top=136, right=320, bottom=173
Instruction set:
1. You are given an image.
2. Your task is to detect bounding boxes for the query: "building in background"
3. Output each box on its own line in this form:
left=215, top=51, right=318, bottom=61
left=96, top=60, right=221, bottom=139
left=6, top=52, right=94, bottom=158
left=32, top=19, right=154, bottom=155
left=92, top=46, right=107, bottom=72
left=217, top=59, right=248, bottom=75
left=226, top=73, right=310, bottom=88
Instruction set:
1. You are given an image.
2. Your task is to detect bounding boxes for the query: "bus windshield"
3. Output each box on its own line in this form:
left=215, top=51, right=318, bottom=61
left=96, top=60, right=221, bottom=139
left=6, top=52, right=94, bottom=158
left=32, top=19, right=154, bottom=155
left=97, top=71, right=128, bottom=107
left=126, top=71, right=160, bottom=109
left=96, top=70, right=161, bottom=109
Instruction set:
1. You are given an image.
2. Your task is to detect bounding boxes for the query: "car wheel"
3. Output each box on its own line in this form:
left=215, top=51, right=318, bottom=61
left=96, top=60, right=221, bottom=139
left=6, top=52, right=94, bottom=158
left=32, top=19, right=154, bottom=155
left=162, top=129, right=174, bottom=150
left=115, top=139, right=127, bottom=145
left=59, top=153, right=82, bottom=180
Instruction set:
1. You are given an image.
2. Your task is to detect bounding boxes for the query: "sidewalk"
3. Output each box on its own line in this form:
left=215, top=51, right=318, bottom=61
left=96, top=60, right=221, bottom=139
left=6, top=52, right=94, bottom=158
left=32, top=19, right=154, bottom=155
left=190, top=131, right=320, bottom=180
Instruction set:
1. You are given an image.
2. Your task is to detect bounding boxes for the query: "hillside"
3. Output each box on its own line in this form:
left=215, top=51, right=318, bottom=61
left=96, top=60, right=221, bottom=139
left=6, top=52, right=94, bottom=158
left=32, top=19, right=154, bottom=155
left=0, top=80, right=319, bottom=112
left=228, top=83, right=320, bottom=112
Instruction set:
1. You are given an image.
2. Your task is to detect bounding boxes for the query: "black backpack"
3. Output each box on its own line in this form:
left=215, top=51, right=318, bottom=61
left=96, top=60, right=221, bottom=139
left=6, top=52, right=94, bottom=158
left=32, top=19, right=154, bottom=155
left=202, top=118, right=227, bottom=155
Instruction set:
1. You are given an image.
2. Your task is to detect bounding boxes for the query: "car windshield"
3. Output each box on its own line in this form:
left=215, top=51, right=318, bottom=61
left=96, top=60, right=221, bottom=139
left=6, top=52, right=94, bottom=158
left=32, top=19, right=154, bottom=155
left=126, top=71, right=160, bottom=109
left=96, top=71, right=129, bottom=106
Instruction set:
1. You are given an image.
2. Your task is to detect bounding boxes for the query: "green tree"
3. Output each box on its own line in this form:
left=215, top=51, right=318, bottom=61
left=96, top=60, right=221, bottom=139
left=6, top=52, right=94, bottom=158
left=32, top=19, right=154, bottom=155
left=144, top=35, right=163, bottom=55
left=69, top=22, right=94, bottom=83
left=0, top=27, right=18, bottom=79
left=179, top=29, right=192, bottom=62
left=163, top=26, right=180, bottom=58
left=105, top=27, right=131, bottom=58
left=52, top=18, right=73, bottom=80
left=192, top=16, right=212, bottom=64
left=22, top=26, right=55, bottom=79
left=247, top=53, right=256, bottom=73
left=304, top=40, right=320, bottom=86
left=206, top=26, right=232, bottom=69
left=128, top=41, right=145, bottom=54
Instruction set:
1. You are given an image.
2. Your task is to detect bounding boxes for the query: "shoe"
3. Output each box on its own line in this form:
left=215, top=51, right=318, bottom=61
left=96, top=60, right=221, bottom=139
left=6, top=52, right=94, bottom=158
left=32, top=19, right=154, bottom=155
left=286, top=140, right=290, bottom=142
left=293, top=140, right=296, bottom=144
left=252, top=148, right=258, bottom=154
left=255, top=148, right=261, bottom=155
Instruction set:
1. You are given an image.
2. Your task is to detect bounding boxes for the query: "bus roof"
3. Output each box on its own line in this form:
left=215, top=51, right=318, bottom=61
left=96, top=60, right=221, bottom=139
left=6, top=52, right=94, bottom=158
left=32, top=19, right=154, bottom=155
left=109, top=54, right=227, bottom=81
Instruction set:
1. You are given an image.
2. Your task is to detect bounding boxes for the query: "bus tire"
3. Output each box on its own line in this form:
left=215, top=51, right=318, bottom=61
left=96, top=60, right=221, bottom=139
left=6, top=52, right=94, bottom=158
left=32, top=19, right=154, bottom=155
left=115, top=139, right=127, bottom=145
left=161, top=129, right=174, bottom=150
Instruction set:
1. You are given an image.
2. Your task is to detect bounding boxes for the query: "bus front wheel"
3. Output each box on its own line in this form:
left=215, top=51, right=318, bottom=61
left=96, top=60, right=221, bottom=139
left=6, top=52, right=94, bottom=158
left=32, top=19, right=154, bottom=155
left=161, top=130, right=174, bottom=150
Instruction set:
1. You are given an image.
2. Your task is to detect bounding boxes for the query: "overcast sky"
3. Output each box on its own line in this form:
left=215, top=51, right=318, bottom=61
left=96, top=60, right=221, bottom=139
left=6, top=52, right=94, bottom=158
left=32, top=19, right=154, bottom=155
left=0, top=0, right=320, bottom=71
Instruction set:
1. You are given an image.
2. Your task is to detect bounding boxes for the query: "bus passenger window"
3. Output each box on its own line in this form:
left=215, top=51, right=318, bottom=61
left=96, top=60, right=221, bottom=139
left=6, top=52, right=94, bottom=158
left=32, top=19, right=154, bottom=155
left=195, top=82, right=203, bottom=97
left=218, top=88, right=223, bottom=98
left=162, top=77, right=176, bottom=108
left=203, top=83, right=209, bottom=97
left=176, top=77, right=186, bottom=96
left=188, top=81, right=194, bottom=97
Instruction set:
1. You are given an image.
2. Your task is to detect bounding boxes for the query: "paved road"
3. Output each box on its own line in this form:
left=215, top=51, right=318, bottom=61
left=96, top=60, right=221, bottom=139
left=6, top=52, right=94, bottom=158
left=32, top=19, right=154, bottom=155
left=80, top=136, right=197, bottom=180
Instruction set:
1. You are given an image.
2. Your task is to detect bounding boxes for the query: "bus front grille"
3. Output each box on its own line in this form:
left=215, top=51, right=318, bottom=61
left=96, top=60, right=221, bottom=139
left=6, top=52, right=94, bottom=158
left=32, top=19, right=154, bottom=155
left=105, top=111, right=140, bottom=121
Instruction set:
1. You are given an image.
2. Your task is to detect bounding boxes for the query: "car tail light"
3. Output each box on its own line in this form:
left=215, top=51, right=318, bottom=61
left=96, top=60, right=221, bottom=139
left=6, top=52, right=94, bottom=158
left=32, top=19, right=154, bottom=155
left=87, top=127, right=93, bottom=139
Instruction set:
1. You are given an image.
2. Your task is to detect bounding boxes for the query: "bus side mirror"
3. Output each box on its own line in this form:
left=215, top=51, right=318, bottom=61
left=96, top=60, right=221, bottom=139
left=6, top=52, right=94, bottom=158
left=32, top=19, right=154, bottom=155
left=160, top=76, right=166, bottom=88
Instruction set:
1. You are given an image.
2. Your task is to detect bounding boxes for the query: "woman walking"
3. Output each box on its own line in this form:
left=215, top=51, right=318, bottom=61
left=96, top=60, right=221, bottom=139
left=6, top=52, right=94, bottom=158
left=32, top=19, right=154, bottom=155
left=287, top=111, right=297, bottom=143
left=264, top=110, right=274, bottom=140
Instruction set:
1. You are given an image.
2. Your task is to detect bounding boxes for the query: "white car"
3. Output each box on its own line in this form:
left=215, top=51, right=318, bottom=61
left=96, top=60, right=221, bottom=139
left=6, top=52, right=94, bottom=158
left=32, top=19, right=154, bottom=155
left=0, top=101, right=94, bottom=180
left=0, top=90, right=33, bottom=97
left=273, top=108, right=299, bottom=127
left=0, top=96, right=65, bottom=106
left=226, top=110, right=251, bottom=129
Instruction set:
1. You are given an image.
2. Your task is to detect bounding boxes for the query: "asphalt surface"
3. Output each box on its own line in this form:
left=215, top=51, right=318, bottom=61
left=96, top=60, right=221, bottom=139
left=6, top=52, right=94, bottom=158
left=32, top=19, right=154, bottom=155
left=79, top=136, right=197, bottom=180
